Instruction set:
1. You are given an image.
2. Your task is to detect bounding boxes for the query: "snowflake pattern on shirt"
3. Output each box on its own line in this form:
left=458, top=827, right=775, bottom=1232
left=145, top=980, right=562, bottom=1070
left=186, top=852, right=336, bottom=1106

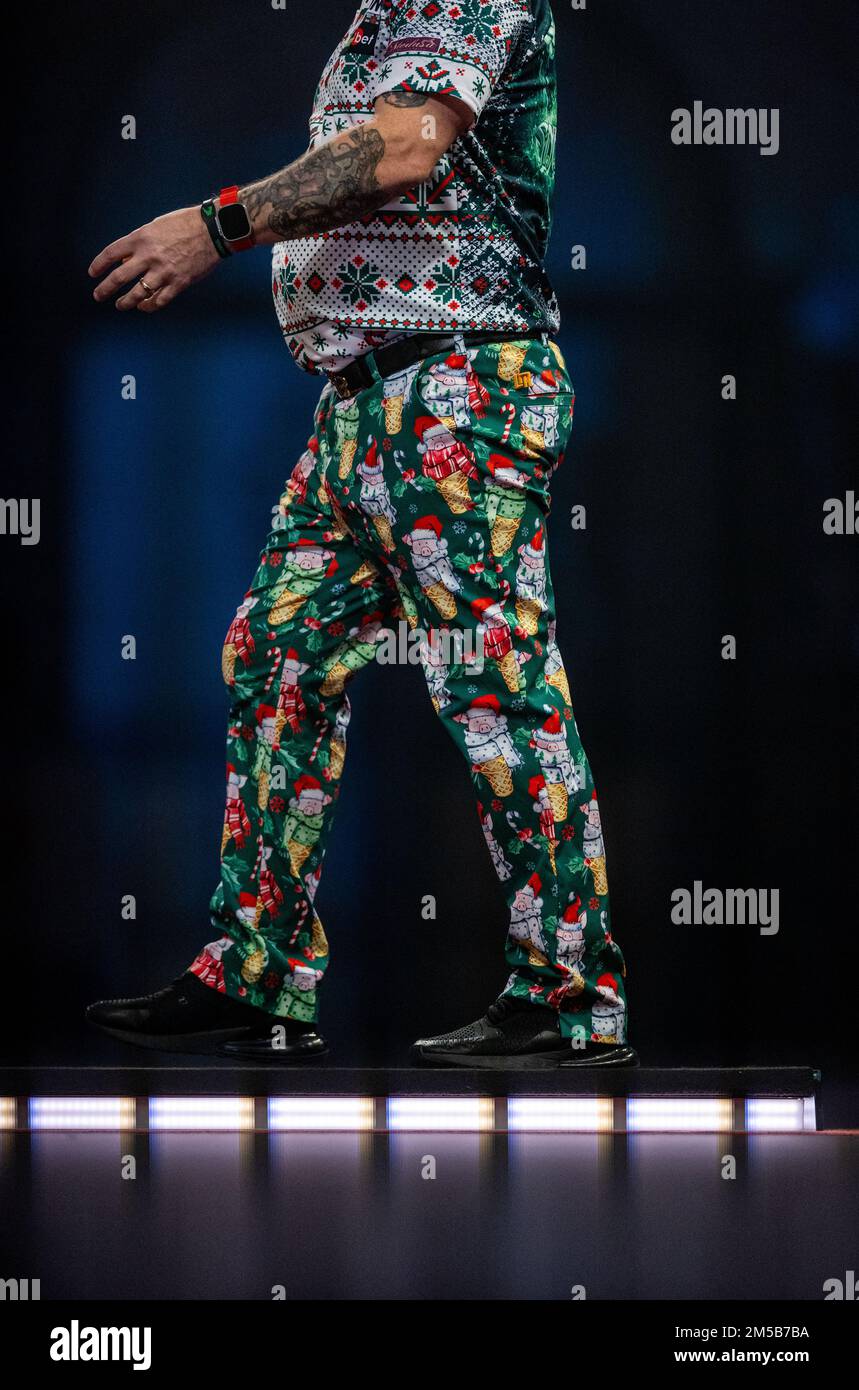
left=272, top=0, right=560, bottom=373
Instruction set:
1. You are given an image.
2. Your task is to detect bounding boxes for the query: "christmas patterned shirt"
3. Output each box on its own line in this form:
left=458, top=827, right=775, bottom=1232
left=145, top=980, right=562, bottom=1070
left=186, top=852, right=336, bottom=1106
left=272, top=0, right=560, bottom=373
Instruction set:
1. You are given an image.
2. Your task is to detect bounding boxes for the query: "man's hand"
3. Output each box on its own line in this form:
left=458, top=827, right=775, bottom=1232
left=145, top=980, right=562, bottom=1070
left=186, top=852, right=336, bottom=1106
left=89, top=206, right=221, bottom=313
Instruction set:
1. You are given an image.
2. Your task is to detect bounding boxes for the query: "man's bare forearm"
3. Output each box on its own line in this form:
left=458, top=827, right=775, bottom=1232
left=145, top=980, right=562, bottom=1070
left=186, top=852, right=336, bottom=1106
left=239, top=111, right=432, bottom=244
left=88, top=95, right=465, bottom=312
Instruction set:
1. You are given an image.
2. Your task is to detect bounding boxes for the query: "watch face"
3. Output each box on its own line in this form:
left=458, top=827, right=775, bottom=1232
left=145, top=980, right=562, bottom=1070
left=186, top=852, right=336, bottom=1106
left=218, top=202, right=252, bottom=241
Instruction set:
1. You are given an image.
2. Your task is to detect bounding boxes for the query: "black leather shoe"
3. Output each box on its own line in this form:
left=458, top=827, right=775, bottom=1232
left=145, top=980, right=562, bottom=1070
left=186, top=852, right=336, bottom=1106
left=86, top=972, right=328, bottom=1059
left=411, top=995, right=638, bottom=1069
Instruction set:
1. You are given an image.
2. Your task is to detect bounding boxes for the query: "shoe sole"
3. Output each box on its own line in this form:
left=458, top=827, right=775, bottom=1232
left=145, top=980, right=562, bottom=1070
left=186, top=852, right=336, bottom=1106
left=559, top=1046, right=639, bottom=1069
left=411, top=1046, right=640, bottom=1070
left=215, top=1041, right=329, bottom=1063
left=87, top=1019, right=269, bottom=1057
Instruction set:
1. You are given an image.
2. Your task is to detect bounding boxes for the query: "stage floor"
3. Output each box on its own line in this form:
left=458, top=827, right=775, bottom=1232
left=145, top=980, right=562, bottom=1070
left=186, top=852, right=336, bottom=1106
left=1, top=1127, right=856, bottom=1300
left=2, top=1052, right=855, bottom=1300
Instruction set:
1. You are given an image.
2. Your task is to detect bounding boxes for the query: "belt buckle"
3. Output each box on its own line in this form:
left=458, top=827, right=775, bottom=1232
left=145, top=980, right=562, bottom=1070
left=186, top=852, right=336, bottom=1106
left=330, top=372, right=354, bottom=400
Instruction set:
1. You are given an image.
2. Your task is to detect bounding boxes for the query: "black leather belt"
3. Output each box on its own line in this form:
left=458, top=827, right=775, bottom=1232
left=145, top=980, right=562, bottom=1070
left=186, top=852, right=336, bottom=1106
left=326, top=329, right=547, bottom=400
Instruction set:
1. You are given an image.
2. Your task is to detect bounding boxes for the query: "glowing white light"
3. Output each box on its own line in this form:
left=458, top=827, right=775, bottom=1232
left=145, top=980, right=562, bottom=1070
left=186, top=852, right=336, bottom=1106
left=28, top=1097, right=136, bottom=1131
left=745, top=1098, right=808, bottom=1132
left=148, top=1097, right=255, bottom=1131
left=627, top=1098, right=733, bottom=1132
left=507, top=1097, right=614, bottom=1132
left=268, top=1097, right=374, bottom=1131
left=387, top=1097, right=494, bottom=1131
left=17, top=1091, right=817, bottom=1134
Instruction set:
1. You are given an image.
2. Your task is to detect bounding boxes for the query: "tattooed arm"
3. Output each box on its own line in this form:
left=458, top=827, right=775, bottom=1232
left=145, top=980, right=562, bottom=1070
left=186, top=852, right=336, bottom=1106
left=89, top=94, right=468, bottom=312
left=240, top=93, right=468, bottom=243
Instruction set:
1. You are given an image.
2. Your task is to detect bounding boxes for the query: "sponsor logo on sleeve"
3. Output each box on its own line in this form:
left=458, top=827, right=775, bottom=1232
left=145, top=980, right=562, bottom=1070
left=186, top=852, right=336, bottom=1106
left=347, top=18, right=381, bottom=53
left=385, top=36, right=442, bottom=57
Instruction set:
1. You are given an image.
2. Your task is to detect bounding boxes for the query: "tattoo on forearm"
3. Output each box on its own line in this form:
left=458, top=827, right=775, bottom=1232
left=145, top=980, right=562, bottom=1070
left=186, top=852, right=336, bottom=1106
left=240, top=126, right=387, bottom=238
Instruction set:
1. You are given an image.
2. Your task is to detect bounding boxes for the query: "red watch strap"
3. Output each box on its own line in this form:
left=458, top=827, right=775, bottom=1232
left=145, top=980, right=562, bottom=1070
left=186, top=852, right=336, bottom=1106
left=218, top=185, right=254, bottom=250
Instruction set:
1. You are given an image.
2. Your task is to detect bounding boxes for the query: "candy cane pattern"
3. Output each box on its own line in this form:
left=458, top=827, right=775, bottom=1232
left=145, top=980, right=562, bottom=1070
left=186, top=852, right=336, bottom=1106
left=308, top=721, right=327, bottom=765
left=263, top=646, right=283, bottom=695
left=250, top=833, right=265, bottom=882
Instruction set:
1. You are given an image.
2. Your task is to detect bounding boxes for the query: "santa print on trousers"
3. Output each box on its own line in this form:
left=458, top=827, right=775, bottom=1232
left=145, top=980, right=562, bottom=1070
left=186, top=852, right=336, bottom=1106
left=190, top=339, right=628, bottom=1043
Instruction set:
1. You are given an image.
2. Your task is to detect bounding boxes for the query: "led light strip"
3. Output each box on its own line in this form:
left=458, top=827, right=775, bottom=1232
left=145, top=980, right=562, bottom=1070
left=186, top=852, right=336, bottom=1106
left=268, top=1097, right=374, bottom=1131
left=508, top=1097, right=614, bottom=1132
left=387, top=1097, right=495, bottom=1132
left=12, top=1094, right=816, bottom=1132
left=149, top=1097, right=255, bottom=1131
left=745, top=1098, right=809, bottom=1132
left=28, top=1097, right=137, bottom=1131
left=627, top=1098, right=734, bottom=1132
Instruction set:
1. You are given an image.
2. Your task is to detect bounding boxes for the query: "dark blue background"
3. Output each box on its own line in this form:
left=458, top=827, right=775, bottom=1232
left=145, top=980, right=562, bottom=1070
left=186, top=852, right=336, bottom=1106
left=6, top=1, right=858, bottom=1078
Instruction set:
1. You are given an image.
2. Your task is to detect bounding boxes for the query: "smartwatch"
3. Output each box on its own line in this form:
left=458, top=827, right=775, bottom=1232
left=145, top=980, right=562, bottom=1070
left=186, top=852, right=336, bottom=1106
left=200, top=186, right=255, bottom=255
left=216, top=186, right=255, bottom=250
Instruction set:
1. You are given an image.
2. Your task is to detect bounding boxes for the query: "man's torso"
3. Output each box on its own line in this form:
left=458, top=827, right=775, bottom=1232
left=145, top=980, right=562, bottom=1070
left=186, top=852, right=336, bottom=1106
left=272, top=0, right=560, bottom=373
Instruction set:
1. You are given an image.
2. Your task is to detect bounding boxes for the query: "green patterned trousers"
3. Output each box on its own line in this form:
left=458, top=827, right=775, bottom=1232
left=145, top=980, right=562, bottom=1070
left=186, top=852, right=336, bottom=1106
left=190, top=338, right=628, bottom=1044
